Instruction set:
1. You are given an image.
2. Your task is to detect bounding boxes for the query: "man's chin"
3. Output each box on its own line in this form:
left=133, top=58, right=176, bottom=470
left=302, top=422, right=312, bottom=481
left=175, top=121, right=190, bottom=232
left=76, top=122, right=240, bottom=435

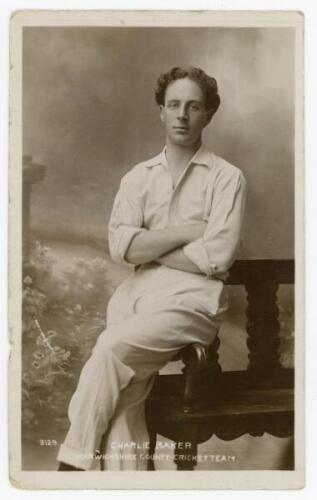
left=169, top=135, right=197, bottom=147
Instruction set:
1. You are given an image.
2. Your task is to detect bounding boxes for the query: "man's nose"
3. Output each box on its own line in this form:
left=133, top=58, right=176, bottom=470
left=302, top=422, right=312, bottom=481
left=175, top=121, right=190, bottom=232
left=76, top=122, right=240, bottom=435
left=177, top=105, right=188, bottom=120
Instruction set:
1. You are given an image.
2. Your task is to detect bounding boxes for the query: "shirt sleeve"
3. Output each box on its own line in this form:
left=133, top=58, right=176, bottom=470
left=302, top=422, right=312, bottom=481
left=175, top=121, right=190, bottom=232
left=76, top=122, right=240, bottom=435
left=183, top=169, right=247, bottom=278
left=108, top=174, right=146, bottom=267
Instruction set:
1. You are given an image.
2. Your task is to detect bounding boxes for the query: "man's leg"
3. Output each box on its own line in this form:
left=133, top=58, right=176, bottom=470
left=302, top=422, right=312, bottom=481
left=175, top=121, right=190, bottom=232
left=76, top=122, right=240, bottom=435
left=57, top=296, right=220, bottom=470
left=57, top=283, right=134, bottom=470
left=57, top=339, right=136, bottom=470
left=99, top=376, right=156, bottom=470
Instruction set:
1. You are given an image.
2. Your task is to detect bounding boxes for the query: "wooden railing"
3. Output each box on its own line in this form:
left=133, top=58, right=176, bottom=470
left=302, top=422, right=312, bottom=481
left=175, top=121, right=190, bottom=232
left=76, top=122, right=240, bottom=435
left=227, top=259, right=294, bottom=376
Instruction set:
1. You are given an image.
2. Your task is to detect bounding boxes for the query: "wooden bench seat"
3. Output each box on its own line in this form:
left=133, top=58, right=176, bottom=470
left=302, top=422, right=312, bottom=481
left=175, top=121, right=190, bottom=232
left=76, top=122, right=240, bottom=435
left=145, top=259, right=295, bottom=471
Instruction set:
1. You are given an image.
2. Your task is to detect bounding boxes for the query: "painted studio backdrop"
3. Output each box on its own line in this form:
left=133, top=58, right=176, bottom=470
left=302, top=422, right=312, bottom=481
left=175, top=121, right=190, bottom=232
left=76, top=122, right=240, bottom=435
left=22, top=27, right=295, bottom=470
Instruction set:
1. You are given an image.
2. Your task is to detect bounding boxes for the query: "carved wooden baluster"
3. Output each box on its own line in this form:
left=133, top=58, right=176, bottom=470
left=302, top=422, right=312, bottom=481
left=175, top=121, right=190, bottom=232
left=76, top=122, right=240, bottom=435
left=207, top=335, right=222, bottom=377
left=245, top=282, right=282, bottom=376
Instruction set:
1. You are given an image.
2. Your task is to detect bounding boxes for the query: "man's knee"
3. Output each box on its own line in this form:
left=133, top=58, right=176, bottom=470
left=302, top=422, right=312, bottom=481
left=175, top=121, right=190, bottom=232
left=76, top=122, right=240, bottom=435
left=93, top=330, right=132, bottom=367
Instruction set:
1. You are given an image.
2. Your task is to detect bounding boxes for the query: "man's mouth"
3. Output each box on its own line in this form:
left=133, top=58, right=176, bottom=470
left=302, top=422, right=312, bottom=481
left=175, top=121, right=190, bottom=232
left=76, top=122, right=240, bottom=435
left=173, top=126, right=189, bottom=131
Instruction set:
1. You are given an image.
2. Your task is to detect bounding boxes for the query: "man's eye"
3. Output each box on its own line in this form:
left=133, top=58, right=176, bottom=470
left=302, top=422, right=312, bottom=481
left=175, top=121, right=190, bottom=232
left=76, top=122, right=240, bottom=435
left=167, top=102, right=178, bottom=109
left=189, top=104, right=201, bottom=111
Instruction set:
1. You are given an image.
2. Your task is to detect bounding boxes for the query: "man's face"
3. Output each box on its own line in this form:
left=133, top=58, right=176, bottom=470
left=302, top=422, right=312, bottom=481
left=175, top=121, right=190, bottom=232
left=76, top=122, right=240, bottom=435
left=159, top=77, right=213, bottom=147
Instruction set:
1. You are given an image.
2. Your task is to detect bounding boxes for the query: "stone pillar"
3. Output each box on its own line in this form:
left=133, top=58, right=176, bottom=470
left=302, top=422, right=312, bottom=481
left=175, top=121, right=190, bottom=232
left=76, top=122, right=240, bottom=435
left=23, top=155, right=46, bottom=258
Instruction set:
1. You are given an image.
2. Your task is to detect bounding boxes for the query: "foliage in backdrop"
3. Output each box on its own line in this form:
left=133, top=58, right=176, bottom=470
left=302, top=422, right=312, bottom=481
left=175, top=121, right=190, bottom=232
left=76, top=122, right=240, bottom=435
left=22, top=241, right=114, bottom=432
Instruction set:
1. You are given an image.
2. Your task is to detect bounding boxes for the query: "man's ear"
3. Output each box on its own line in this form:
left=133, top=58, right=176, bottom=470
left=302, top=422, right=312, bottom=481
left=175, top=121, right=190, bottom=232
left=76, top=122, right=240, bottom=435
left=159, top=105, right=165, bottom=123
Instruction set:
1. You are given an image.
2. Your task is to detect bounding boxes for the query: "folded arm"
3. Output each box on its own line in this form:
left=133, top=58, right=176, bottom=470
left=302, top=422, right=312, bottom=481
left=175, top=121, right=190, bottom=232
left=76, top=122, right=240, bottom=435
left=125, top=223, right=206, bottom=266
left=108, top=166, right=247, bottom=278
left=150, top=170, right=247, bottom=277
left=108, top=174, right=206, bottom=267
left=182, top=169, right=247, bottom=277
left=155, top=247, right=203, bottom=274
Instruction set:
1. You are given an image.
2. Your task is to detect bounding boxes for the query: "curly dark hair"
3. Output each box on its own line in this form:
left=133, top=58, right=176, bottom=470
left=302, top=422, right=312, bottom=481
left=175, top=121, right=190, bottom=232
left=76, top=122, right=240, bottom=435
left=155, top=66, right=220, bottom=113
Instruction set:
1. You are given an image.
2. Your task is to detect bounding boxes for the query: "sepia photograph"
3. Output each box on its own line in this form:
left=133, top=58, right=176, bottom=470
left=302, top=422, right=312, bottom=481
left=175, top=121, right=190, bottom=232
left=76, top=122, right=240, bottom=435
left=8, top=10, right=304, bottom=489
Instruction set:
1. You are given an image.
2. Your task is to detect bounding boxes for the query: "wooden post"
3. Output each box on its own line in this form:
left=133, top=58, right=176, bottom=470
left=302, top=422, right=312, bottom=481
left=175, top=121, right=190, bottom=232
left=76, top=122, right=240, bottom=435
left=181, top=337, right=222, bottom=413
left=174, top=425, right=198, bottom=471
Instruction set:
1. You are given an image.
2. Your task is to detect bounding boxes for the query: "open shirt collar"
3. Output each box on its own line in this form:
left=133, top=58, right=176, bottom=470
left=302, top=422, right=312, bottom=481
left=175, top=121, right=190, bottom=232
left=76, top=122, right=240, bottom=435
left=144, top=143, right=213, bottom=170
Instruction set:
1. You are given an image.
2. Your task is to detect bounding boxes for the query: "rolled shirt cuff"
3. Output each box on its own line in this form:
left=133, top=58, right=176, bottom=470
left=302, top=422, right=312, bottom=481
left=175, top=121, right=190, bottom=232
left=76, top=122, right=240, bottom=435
left=111, top=225, right=146, bottom=266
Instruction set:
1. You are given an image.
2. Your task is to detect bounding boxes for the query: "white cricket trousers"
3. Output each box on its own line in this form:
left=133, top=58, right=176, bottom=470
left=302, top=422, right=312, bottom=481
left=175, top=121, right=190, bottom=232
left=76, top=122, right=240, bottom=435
left=57, top=266, right=225, bottom=470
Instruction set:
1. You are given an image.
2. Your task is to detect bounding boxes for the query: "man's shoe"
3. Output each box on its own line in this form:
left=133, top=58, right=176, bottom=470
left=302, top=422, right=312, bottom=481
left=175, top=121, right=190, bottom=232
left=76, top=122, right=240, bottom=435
left=57, top=461, right=84, bottom=471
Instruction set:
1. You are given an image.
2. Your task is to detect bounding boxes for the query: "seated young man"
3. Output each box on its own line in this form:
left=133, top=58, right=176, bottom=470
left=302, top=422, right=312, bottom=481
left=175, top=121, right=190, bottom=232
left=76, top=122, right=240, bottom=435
left=57, top=66, right=247, bottom=471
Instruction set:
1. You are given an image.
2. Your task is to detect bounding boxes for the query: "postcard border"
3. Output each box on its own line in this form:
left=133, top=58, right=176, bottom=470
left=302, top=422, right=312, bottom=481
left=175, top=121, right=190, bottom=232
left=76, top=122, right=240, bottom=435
left=8, top=9, right=305, bottom=490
